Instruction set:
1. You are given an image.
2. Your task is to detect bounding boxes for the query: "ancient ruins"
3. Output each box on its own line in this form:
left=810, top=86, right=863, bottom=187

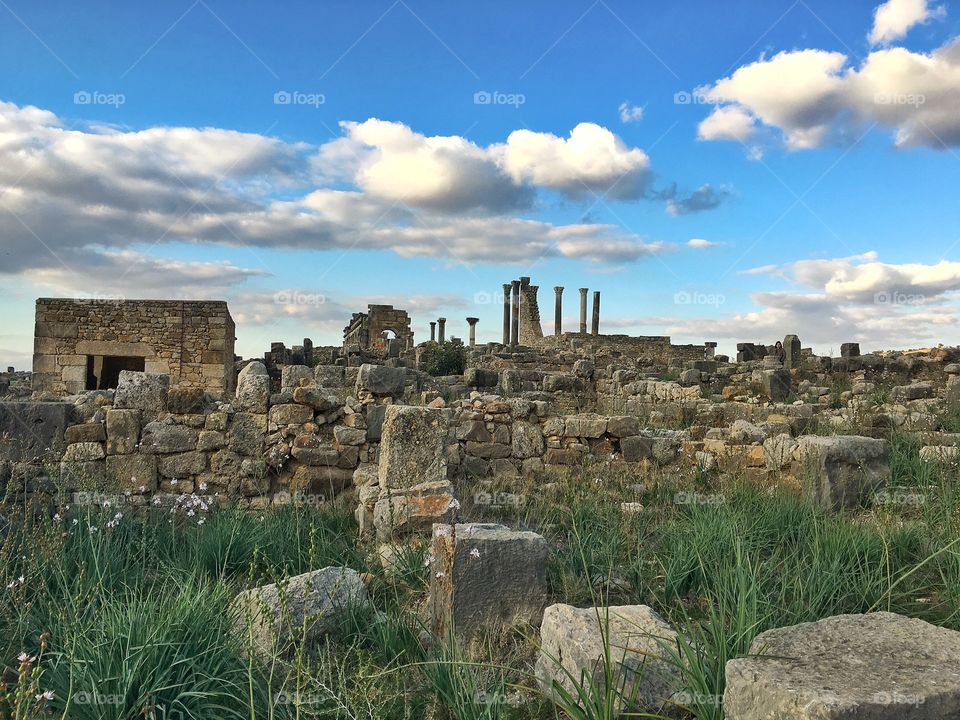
left=4, top=276, right=960, bottom=717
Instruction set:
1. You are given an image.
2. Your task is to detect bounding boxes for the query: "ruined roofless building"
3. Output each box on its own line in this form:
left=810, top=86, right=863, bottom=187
left=343, top=304, right=414, bottom=352
left=32, top=298, right=236, bottom=396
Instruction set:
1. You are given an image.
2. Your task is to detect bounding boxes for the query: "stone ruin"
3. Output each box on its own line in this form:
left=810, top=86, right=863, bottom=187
left=6, top=282, right=960, bottom=715
left=31, top=298, right=235, bottom=397
left=343, top=304, right=414, bottom=358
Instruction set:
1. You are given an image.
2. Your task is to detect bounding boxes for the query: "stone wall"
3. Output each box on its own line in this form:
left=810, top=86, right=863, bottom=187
left=32, top=299, right=235, bottom=397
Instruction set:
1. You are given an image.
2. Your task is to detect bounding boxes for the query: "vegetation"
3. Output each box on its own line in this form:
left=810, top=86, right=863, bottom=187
left=1, top=430, right=958, bottom=718
left=424, top=341, right=467, bottom=377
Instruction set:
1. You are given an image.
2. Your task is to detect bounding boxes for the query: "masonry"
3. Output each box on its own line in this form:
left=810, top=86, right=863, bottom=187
left=32, top=299, right=235, bottom=397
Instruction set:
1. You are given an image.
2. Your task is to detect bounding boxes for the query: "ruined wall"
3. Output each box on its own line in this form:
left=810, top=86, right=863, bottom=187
left=344, top=305, right=413, bottom=352
left=32, top=299, right=235, bottom=397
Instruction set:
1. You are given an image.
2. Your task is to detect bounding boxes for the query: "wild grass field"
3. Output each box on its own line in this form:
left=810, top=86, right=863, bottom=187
left=2, top=429, right=959, bottom=719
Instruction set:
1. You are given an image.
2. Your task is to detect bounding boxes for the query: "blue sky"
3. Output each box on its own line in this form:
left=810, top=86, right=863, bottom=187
left=2, top=0, right=960, bottom=368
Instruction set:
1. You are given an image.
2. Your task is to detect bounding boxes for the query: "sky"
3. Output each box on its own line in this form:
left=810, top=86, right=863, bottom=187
left=2, top=0, right=960, bottom=369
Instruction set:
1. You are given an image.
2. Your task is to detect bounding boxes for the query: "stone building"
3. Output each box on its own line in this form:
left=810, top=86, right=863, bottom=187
left=344, top=304, right=414, bottom=353
left=32, top=299, right=235, bottom=396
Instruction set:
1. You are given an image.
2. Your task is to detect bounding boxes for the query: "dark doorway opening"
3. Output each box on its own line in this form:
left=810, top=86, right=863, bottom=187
left=85, top=355, right=145, bottom=390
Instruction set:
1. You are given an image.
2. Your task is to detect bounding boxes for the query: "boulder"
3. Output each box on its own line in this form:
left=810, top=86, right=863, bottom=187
left=140, top=421, right=198, bottom=454
left=113, top=372, right=170, bottom=415
left=378, top=406, right=449, bottom=490
left=166, top=387, right=206, bottom=415
left=0, top=401, right=72, bottom=461
left=232, top=567, right=370, bottom=659
left=794, top=435, right=890, bottom=510
left=333, top=425, right=366, bottom=447
left=106, top=453, right=158, bottom=492
left=228, top=413, right=267, bottom=456
left=724, top=612, right=960, bottom=719
left=64, top=422, right=106, bottom=444
left=536, top=604, right=681, bottom=715
left=762, top=369, right=791, bottom=403
left=511, top=421, right=544, bottom=459
left=373, top=481, right=457, bottom=540
left=464, top=368, right=500, bottom=388
left=269, top=404, right=314, bottom=427
left=281, top=365, right=313, bottom=390
left=62, top=442, right=105, bottom=462
left=236, top=362, right=270, bottom=413
left=356, top=364, right=406, bottom=397
left=891, top=383, right=934, bottom=402
left=429, top=523, right=549, bottom=640
left=105, top=408, right=141, bottom=455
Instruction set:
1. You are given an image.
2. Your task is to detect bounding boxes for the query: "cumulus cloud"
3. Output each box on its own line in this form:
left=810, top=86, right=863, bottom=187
left=696, top=35, right=960, bottom=150
left=0, top=102, right=700, bottom=281
left=665, top=252, right=960, bottom=351
left=317, top=119, right=533, bottom=213
left=618, top=102, right=644, bottom=123
left=495, top=123, right=653, bottom=200
left=869, top=0, right=945, bottom=46
left=697, top=105, right=757, bottom=142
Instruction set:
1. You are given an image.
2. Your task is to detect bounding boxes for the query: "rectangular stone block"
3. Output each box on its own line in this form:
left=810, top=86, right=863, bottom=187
left=429, top=522, right=549, bottom=641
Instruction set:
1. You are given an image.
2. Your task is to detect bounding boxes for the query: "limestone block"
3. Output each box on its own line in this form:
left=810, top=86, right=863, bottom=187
left=429, top=523, right=549, bottom=640
left=378, top=406, right=448, bottom=490
left=724, top=612, right=960, bottom=719
left=536, top=604, right=681, bottom=715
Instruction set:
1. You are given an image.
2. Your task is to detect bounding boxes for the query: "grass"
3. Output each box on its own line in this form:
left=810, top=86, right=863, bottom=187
left=1, top=431, right=959, bottom=718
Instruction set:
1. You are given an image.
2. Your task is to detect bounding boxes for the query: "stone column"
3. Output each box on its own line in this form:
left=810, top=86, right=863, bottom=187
left=578, top=288, right=588, bottom=334
left=438, top=317, right=446, bottom=344
left=502, top=284, right=512, bottom=345
left=553, top=286, right=564, bottom=336
left=466, top=317, right=479, bottom=346
left=510, top=280, right=521, bottom=346
left=430, top=322, right=436, bottom=343
left=591, top=291, right=600, bottom=336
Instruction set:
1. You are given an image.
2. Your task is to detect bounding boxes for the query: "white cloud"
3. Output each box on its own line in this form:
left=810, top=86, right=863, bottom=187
left=869, top=0, right=945, bottom=46
left=618, top=102, right=644, bottom=123
left=0, top=102, right=694, bottom=278
left=664, top=252, right=960, bottom=351
left=697, top=36, right=960, bottom=150
left=687, top=238, right=718, bottom=249
left=495, top=123, right=653, bottom=200
left=320, top=119, right=532, bottom=213
left=697, top=105, right=757, bottom=142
